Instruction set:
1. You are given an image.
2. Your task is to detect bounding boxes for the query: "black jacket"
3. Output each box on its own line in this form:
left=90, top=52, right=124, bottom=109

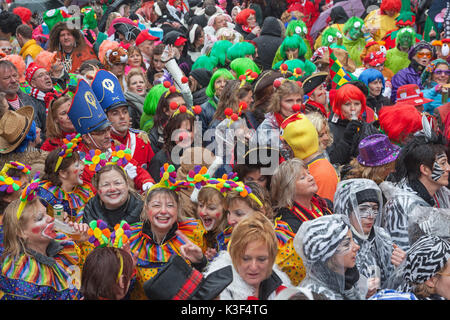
left=253, top=17, right=284, bottom=71
left=82, top=192, right=144, bottom=228
left=366, top=94, right=391, bottom=114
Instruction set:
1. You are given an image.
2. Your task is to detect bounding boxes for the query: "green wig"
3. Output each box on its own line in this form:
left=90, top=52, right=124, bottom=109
left=205, top=68, right=235, bottom=98
left=141, top=84, right=168, bottom=131
left=280, top=34, right=307, bottom=60
left=230, top=57, right=261, bottom=80
left=343, top=16, right=364, bottom=34
left=396, top=26, right=416, bottom=48
left=285, top=19, right=308, bottom=38
left=321, top=27, right=343, bottom=47
left=209, top=40, right=233, bottom=67
left=192, top=55, right=218, bottom=71
left=227, top=42, right=256, bottom=62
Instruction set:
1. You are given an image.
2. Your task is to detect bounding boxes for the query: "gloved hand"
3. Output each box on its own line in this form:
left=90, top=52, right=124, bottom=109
left=343, top=120, right=362, bottom=142
left=124, top=163, right=138, bottom=180
left=142, top=182, right=154, bottom=192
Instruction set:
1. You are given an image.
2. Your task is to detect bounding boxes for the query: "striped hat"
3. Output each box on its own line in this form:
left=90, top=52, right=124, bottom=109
left=399, top=235, right=450, bottom=292
left=294, top=214, right=350, bottom=265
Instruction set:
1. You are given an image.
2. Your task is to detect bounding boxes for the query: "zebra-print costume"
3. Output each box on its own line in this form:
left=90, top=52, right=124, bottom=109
left=397, top=235, right=450, bottom=295
left=380, top=180, right=450, bottom=252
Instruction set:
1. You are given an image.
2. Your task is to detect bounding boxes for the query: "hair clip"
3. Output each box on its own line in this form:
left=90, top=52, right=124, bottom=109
left=54, top=133, right=82, bottom=172
left=17, top=172, right=41, bottom=220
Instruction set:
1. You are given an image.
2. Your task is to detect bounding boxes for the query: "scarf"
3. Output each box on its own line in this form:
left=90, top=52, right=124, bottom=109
left=31, top=88, right=55, bottom=115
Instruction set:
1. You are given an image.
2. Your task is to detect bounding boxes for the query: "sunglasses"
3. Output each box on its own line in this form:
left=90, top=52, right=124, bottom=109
left=416, top=52, right=432, bottom=58
left=434, top=69, right=450, bottom=76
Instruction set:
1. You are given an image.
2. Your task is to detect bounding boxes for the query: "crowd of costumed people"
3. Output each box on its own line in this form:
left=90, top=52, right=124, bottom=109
left=0, top=0, right=450, bottom=301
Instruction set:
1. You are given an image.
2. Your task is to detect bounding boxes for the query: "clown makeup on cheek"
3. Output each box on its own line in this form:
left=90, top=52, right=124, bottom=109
left=432, top=153, right=448, bottom=182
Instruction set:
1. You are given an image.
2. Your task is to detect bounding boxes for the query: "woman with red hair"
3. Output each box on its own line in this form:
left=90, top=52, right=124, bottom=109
left=327, top=83, right=378, bottom=166
left=234, top=8, right=260, bottom=40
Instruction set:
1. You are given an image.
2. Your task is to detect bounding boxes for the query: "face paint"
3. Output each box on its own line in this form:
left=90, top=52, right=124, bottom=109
left=432, top=153, right=447, bottom=182
left=348, top=27, right=362, bottom=40
left=335, top=235, right=352, bottom=255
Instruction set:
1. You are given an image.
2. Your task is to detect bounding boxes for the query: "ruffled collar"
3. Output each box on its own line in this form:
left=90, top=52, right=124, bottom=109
left=1, top=234, right=80, bottom=291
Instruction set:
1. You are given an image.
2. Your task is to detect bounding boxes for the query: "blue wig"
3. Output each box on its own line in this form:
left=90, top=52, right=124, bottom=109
left=14, top=120, right=37, bottom=153
left=358, top=68, right=385, bottom=95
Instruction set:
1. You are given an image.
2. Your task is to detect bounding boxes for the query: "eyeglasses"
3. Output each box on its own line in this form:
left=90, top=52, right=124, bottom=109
left=416, top=52, right=432, bottom=59
left=434, top=69, right=450, bottom=76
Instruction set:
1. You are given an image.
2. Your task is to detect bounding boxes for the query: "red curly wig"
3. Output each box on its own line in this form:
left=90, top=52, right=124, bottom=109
left=380, top=0, right=402, bottom=15
left=332, top=84, right=367, bottom=119
left=378, top=103, right=422, bottom=144
left=235, top=8, right=256, bottom=26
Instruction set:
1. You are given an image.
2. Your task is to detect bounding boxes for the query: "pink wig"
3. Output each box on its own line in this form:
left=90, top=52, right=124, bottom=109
left=3, top=54, right=26, bottom=82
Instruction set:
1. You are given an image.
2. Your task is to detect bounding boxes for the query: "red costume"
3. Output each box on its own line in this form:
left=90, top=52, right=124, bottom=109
left=78, top=140, right=155, bottom=193
left=110, top=128, right=155, bottom=171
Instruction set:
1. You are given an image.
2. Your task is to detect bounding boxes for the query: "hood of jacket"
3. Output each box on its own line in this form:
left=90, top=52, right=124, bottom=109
left=260, top=16, right=282, bottom=37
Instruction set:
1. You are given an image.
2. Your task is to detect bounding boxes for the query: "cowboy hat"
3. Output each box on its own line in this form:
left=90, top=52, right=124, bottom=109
left=0, top=106, right=34, bottom=154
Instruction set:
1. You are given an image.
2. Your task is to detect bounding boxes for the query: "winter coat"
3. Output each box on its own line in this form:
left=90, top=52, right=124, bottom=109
left=253, top=17, right=284, bottom=71
left=299, top=264, right=363, bottom=300
left=390, top=65, right=423, bottom=103
left=81, top=191, right=144, bottom=228
left=380, top=179, right=450, bottom=251
left=422, top=82, right=444, bottom=113
left=203, top=250, right=293, bottom=300
left=199, top=98, right=218, bottom=135
left=148, top=125, right=164, bottom=156
left=327, top=112, right=379, bottom=166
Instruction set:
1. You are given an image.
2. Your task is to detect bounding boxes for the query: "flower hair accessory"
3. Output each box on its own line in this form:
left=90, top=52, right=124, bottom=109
left=148, top=163, right=192, bottom=193
left=6, top=161, right=32, bottom=175
left=110, top=144, right=132, bottom=167
left=186, top=165, right=210, bottom=189
left=87, top=219, right=132, bottom=249
left=16, top=172, right=41, bottom=220
left=171, top=104, right=202, bottom=118
left=224, top=100, right=248, bottom=127
left=83, top=149, right=108, bottom=172
left=54, top=133, right=82, bottom=172
left=0, top=161, right=30, bottom=194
